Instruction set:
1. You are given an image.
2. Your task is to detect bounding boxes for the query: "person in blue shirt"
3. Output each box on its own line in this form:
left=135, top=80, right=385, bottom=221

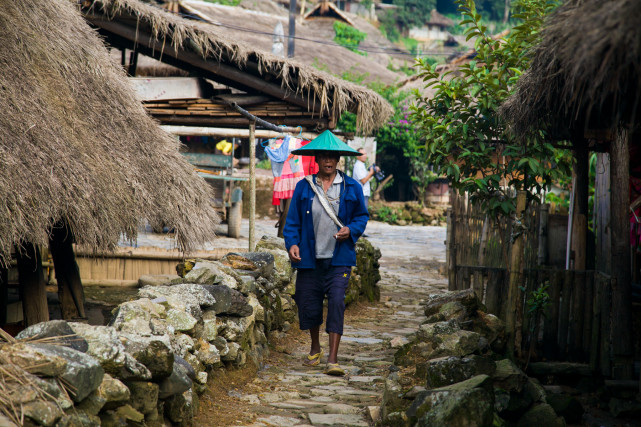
left=283, top=130, right=369, bottom=376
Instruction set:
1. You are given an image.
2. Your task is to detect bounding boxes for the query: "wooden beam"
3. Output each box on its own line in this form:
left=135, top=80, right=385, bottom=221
left=87, top=17, right=325, bottom=115
left=161, top=125, right=318, bottom=140
left=609, top=128, right=633, bottom=379
left=153, top=115, right=327, bottom=129
left=50, top=223, right=86, bottom=321
left=17, top=244, right=49, bottom=326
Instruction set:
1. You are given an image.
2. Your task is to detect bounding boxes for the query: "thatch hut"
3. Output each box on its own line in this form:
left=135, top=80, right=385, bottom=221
left=80, top=0, right=393, bottom=135
left=502, top=0, right=641, bottom=380
left=0, top=0, right=220, bottom=326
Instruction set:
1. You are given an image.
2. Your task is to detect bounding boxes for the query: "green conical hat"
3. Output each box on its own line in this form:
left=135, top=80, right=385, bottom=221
left=291, top=130, right=360, bottom=157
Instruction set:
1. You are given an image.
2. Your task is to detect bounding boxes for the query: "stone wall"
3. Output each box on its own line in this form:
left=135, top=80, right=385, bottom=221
left=381, top=289, right=573, bottom=426
left=0, top=235, right=381, bottom=426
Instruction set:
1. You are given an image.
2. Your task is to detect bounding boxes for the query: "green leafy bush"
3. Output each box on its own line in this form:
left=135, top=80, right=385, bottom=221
left=411, top=0, right=570, bottom=217
left=333, top=21, right=367, bottom=55
left=256, top=158, right=271, bottom=170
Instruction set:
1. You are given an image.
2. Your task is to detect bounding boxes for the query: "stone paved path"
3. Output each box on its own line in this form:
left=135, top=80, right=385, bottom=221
left=229, top=221, right=447, bottom=427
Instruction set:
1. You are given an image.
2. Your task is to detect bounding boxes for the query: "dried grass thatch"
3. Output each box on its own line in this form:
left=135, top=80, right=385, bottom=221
left=501, top=0, right=641, bottom=138
left=0, top=0, right=220, bottom=265
left=0, top=329, right=70, bottom=426
left=82, top=0, right=393, bottom=134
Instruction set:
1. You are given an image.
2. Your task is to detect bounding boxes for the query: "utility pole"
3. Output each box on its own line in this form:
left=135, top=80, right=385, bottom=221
left=288, top=0, right=296, bottom=57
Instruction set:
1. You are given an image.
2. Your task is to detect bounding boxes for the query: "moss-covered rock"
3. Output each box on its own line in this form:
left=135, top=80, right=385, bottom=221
left=407, top=375, right=494, bottom=427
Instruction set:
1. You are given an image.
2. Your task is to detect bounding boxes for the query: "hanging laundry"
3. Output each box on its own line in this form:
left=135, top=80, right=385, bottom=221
left=266, top=137, right=317, bottom=205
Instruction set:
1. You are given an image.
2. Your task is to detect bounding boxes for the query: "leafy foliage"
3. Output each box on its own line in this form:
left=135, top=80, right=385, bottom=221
left=203, top=0, right=241, bottom=5
left=373, top=205, right=400, bottom=223
left=410, top=0, right=571, bottom=217
left=379, top=10, right=401, bottom=42
left=333, top=21, right=367, bottom=55
left=439, top=0, right=508, bottom=21
left=392, top=0, right=438, bottom=32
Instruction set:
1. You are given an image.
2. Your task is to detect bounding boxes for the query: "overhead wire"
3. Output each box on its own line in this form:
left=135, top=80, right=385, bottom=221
left=169, top=9, right=454, bottom=57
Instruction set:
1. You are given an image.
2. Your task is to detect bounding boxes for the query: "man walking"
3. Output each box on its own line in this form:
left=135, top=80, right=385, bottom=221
left=352, top=148, right=379, bottom=209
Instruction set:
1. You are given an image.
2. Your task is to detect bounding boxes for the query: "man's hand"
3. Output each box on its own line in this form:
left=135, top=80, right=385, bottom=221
left=334, top=226, right=351, bottom=242
left=288, top=245, right=302, bottom=262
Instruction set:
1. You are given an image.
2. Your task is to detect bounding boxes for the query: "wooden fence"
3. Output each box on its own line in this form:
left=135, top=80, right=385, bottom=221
left=447, top=193, right=614, bottom=374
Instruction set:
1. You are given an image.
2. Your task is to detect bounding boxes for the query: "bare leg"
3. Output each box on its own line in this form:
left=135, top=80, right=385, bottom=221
left=327, top=332, right=341, bottom=364
left=309, top=325, right=321, bottom=355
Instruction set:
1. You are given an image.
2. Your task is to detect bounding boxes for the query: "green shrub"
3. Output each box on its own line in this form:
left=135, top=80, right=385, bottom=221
left=256, top=158, right=271, bottom=170
left=334, top=21, right=367, bottom=55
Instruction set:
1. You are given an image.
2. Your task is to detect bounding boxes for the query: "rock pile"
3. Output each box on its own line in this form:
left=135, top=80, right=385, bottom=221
left=382, top=288, right=571, bottom=427
left=0, top=235, right=381, bottom=426
left=369, top=201, right=447, bottom=226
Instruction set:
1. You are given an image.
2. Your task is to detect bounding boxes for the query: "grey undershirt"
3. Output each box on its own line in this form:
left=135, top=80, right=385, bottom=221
left=312, top=173, right=343, bottom=259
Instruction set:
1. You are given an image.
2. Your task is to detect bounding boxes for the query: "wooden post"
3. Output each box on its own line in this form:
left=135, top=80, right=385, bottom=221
left=537, top=204, right=549, bottom=265
left=17, top=243, right=49, bottom=326
left=590, top=273, right=603, bottom=371
left=558, top=269, right=573, bottom=358
left=543, top=270, right=562, bottom=360
left=288, top=0, right=296, bottom=57
left=0, top=267, right=8, bottom=326
left=473, top=215, right=489, bottom=299
left=485, top=268, right=502, bottom=316
left=595, top=153, right=611, bottom=273
left=447, top=207, right=457, bottom=291
left=506, top=190, right=527, bottom=358
left=248, top=120, right=256, bottom=251
left=600, top=278, right=613, bottom=377
left=277, top=198, right=291, bottom=238
left=610, top=128, right=633, bottom=379
left=582, top=272, right=594, bottom=361
left=569, top=271, right=585, bottom=361
left=50, top=224, right=86, bottom=320
left=573, top=145, right=589, bottom=271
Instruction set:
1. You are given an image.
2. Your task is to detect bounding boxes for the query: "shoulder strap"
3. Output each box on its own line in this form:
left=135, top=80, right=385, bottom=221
left=305, top=175, right=344, bottom=229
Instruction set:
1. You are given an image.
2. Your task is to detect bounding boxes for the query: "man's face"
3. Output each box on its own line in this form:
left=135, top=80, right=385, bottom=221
left=357, top=149, right=367, bottom=162
left=315, top=152, right=340, bottom=175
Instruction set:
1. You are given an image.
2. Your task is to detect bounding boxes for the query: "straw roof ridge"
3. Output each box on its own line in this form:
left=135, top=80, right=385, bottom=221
left=501, top=0, right=641, bottom=137
left=0, top=0, right=220, bottom=265
left=85, top=0, right=393, bottom=134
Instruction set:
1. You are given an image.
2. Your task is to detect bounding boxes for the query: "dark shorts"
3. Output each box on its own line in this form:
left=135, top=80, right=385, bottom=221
left=294, top=259, right=352, bottom=335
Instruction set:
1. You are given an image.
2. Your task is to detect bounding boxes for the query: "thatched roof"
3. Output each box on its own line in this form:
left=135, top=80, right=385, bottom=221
left=179, top=0, right=404, bottom=86
left=81, top=0, right=394, bottom=134
left=428, top=10, right=454, bottom=28
left=303, top=1, right=356, bottom=27
left=0, top=0, right=220, bottom=264
left=501, top=0, right=641, bottom=139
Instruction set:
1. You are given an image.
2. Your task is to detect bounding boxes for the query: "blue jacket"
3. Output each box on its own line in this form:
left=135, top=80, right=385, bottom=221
left=283, top=171, right=369, bottom=269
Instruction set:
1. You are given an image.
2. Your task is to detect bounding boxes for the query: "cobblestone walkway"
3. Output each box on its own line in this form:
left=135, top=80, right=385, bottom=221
left=233, top=222, right=447, bottom=427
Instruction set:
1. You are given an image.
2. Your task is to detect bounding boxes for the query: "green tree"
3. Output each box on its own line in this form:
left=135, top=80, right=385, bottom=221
left=394, top=0, right=438, bottom=31
left=410, top=0, right=570, bottom=217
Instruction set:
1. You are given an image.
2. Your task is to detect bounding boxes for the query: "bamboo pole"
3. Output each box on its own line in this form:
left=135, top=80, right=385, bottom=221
left=249, top=120, right=256, bottom=252
left=161, top=125, right=318, bottom=140
left=506, top=190, right=527, bottom=358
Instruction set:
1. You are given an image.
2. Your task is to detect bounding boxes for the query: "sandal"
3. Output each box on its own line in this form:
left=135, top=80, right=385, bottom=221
left=324, top=363, right=345, bottom=376
left=303, top=349, right=323, bottom=367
